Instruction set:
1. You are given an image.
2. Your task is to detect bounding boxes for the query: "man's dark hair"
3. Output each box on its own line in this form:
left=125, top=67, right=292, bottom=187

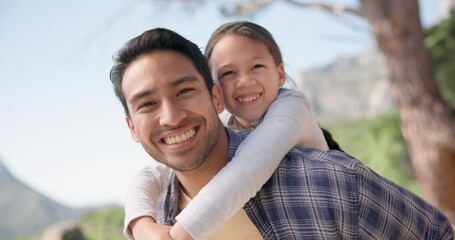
left=110, top=28, right=214, bottom=116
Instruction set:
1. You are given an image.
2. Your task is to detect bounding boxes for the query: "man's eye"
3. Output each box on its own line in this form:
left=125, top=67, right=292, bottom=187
left=177, top=88, right=193, bottom=96
left=138, top=101, right=156, bottom=109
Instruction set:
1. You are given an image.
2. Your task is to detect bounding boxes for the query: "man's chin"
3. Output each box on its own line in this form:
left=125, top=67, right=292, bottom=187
left=161, top=158, right=205, bottom=172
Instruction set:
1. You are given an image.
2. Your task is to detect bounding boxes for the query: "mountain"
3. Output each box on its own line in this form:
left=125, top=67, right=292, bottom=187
left=295, top=47, right=395, bottom=125
left=0, top=159, right=83, bottom=240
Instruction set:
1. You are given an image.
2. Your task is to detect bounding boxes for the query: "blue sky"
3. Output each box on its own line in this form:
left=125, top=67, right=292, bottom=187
left=0, top=0, right=441, bottom=207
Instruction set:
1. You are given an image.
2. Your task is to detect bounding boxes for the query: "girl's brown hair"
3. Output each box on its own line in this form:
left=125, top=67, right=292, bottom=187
left=204, top=21, right=283, bottom=67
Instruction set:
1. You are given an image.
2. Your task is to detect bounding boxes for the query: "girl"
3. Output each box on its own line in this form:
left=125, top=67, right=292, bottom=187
left=125, top=21, right=340, bottom=239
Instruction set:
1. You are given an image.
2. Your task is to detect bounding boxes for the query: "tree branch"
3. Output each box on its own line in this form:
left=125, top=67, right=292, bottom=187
left=283, top=0, right=361, bottom=17
left=220, top=0, right=273, bottom=17
left=283, top=0, right=369, bottom=34
left=81, top=0, right=140, bottom=47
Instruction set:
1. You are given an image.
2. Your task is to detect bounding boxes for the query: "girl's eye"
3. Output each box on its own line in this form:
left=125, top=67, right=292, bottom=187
left=252, top=64, right=264, bottom=70
left=220, top=71, right=235, bottom=79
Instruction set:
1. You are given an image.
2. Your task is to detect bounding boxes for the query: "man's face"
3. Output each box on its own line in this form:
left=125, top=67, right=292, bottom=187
left=122, top=50, right=224, bottom=171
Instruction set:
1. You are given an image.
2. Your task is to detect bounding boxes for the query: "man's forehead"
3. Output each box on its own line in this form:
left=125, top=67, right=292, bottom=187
left=140, top=50, right=199, bottom=75
left=124, top=50, right=199, bottom=80
left=122, top=51, right=206, bottom=99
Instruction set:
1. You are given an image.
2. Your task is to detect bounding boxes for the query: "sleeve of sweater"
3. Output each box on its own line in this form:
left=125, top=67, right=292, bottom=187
left=176, top=89, right=328, bottom=239
left=123, top=163, right=173, bottom=240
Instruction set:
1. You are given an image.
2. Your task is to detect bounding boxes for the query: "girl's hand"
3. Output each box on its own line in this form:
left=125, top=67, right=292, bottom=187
left=131, top=216, right=172, bottom=240
left=169, top=222, right=194, bottom=240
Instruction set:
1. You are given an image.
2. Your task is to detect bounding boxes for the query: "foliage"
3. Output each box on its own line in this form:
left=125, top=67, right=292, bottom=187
left=425, top=10, right=455, bottom=105
left=327, top=112, right=420, bottom=194
left=78, top=206, right=125, bottom=240
left=13, top=207, right=124, bottom=240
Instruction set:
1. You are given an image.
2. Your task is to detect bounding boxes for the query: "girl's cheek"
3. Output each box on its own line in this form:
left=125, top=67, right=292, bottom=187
left=222, top=83, right=235, bottom=95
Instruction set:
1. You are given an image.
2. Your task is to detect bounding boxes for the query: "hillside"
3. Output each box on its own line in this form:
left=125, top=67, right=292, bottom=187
left=0, top=160, right=83, bottom=240
left=296, top=47, right=394, bottom=124
left=14, top=206, right=124, bottom=240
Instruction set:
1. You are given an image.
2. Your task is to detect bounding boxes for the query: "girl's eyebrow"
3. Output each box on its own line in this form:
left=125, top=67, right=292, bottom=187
left=250, top=55, right=266, bottom=61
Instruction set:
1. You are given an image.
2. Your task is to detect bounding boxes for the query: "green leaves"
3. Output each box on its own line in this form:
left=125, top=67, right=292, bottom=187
left=425, top=11, right=455, bottom=105
left=328, top=112, right=420, bottom=195
left=79, top=207, right=125, bottom=240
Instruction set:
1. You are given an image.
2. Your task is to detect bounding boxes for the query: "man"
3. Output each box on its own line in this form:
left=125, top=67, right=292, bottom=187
left=110, top=28, right=454, bottom=239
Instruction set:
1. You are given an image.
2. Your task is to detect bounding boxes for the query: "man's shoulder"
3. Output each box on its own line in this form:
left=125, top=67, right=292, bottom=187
left=265, top=148, right=454, bottom=239
left=283, top=149, right=454, bottom=239
left=266, top=148, right=363, bottom=201
left=283, top=148, right=363, bottom=173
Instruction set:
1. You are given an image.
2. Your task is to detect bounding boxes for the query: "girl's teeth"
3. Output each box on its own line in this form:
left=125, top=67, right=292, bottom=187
left=238, top=94, right=260, bottom=103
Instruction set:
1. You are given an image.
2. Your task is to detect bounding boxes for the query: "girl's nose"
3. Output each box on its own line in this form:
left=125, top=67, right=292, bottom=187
left=236, top=72, right=255, bottom=88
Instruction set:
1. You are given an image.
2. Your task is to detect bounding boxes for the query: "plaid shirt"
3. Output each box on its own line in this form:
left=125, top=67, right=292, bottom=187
left=158, top=128, right=454, bottom=239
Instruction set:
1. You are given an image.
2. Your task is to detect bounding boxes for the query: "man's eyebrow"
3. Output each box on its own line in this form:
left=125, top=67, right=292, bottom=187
left=128, top=75, right=201, bottom=104
left=170, top=75, right=199, bottom=87
left=129, top=90, right=154, bottom=105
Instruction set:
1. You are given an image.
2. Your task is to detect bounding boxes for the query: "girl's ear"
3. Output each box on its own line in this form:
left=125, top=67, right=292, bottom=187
left=278, top=63, right=286, bottom=87
left=211, top=84, right=225, bottom=114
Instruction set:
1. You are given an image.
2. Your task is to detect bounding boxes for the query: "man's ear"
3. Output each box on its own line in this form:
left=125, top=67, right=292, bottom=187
left=211, top=84, right=224, bottom=114
left=278, top=63, right=286, bottom=87
left=125, top=116, right=140, bottom=142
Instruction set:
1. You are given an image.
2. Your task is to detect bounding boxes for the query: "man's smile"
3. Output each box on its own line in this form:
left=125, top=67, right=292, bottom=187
left=162, top=128, right=196, bottom=145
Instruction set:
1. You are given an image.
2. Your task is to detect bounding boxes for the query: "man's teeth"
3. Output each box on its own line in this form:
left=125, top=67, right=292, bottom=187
left=163, top=128, right=195, bottom=145
left=238, top=94, right=260, bottom=103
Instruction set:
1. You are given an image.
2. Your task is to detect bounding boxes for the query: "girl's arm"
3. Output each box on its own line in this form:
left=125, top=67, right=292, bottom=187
left=130, top=217, right=172, bottom=240
left=175, top=89, right=328, bottom=239
left=123, top=163, right=173, bottom=240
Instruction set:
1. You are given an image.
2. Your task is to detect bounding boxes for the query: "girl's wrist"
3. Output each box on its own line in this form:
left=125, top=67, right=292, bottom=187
left=170, top=222, right=194, bottom=240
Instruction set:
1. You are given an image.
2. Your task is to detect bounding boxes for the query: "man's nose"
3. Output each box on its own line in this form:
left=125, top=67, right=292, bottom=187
left=158, top=101, right=187, bottom=126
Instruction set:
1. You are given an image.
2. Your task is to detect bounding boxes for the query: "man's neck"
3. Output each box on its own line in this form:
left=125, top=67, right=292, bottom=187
left=175, top=127, right=229, bottom=199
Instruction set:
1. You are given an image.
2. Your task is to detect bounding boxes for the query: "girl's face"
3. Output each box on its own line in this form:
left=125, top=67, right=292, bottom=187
left=209, top=35, right=285, bottom=128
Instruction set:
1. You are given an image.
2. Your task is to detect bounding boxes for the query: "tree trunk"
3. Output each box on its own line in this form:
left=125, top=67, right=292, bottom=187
left=359, top=0, right=455, bottom=228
